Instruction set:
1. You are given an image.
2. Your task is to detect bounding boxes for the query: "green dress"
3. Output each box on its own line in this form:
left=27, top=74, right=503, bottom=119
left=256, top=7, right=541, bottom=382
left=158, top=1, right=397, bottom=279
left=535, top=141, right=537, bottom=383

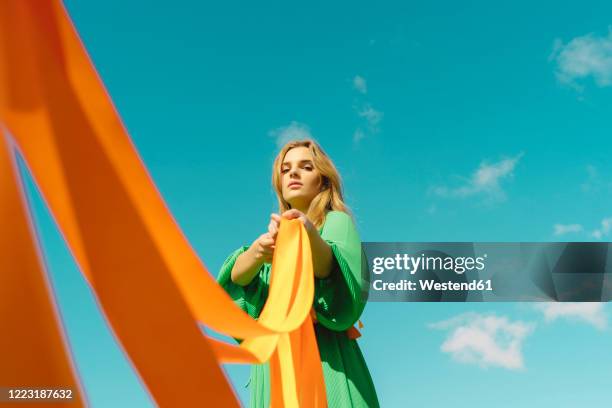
left=217, top=211, right=380, bottom=407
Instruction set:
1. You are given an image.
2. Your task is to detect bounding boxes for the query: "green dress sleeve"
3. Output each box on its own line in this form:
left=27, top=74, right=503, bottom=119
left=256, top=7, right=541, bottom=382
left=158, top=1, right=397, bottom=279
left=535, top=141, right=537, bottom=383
left=314, top=211, right=368, bottom=332
left=216, top=246, right=269, bottom=322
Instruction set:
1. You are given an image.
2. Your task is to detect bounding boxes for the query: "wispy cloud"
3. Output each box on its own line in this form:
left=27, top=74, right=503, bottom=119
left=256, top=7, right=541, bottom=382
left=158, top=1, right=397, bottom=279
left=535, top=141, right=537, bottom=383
left=581, top=164, right=612, bottom=193
left=268, top=121, right=312, bottom=148
left=591, top=217, right=612, bottom=240
left=351, top=75, right=383, bottom=144
left=429, top=313, right=535, bottom=371
left=357, top=104, right=383, bottom=131
left=552, top=216, right=612, bottom=239
left=353, top=75, right=367, bottom=94
left=352, top=128, right=365, bottom=144
left=553, top=223, right=584, bottom=236
left=535, top=303, right=607, bottom=330
left=550, top=27, right=612, bottom=91
left=430, top=153, right=523, bottom=202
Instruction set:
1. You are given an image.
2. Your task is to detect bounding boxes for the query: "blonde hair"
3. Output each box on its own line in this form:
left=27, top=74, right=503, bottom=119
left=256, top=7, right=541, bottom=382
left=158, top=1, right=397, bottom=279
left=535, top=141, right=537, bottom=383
left=272, top=139, right=349, bottom=229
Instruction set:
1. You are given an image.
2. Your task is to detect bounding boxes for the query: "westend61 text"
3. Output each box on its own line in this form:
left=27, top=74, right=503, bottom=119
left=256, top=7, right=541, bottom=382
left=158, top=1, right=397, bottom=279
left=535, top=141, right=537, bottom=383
left=372, top=279, right=493, bottom=291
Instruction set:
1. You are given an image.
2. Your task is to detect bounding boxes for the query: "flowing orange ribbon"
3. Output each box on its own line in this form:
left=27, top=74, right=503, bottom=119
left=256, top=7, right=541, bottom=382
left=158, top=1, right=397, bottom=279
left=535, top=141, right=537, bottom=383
left=0, top=1, right=327, bottom=406
left=310, top=308, right=363, bottom=340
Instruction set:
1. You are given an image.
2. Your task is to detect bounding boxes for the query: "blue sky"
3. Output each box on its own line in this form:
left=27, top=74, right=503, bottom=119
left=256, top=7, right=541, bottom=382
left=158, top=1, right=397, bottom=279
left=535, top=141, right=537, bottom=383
left=19, top=0, right=612, bottom=406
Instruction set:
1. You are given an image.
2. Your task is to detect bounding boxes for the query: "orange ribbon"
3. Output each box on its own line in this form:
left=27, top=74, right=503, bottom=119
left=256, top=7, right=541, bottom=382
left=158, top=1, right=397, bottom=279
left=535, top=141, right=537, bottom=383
left=310, top=308, right=363, bottom=340
left=0, top=1, right=328, bottom=406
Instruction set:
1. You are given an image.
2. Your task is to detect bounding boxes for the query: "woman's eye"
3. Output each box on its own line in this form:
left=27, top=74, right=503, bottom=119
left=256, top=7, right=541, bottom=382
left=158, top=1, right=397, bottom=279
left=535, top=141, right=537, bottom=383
left=304, top=166, right=313, bottom=171
left=281, top=168, right=289, bottom=173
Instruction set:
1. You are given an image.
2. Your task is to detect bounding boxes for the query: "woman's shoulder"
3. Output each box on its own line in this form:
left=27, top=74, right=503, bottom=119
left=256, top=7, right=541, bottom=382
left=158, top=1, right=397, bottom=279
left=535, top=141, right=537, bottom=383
left=321, top=210, right=362, bottom=247
left=322, top=210, right=356, bottom=231
left=324, top=210, right=352, bottom=223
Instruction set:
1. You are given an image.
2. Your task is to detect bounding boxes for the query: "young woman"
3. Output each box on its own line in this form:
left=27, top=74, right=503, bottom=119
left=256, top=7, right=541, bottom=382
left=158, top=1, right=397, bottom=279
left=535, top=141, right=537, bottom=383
left=217, top=139, right=379, bottom=407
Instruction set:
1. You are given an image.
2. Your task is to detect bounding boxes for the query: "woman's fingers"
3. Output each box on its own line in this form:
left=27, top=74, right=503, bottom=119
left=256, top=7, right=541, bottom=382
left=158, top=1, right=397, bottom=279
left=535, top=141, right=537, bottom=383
left=260, top=235, right=275, bottom=247
left=281, top=209, right=303, bottom=220
left=268, top=220, right=278, bottom=238
left=255, top=233, right=275, bottom=263
left=267, top=213, right=281, bottom=239
left=280, top=209, right=315, bottom=233
left=266, top=211, right=315, bottom=251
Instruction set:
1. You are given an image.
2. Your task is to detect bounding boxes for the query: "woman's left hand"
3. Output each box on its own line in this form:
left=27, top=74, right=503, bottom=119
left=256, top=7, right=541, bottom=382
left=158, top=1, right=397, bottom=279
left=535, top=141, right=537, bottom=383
left=282, top=209, right=332, bottom=279
left=281, top=209, right=316, bottom=234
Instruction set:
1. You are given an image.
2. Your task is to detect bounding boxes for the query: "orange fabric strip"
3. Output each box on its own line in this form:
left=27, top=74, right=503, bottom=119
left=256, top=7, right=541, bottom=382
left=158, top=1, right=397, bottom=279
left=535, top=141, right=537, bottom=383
left=0, top=1, right=329, bottom=406
left=0, top=129, right=86, bottom=406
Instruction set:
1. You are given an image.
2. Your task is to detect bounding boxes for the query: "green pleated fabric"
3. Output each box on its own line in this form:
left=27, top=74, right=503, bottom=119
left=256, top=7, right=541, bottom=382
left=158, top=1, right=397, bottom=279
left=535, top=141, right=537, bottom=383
left=217, top=211, right=379, bottom=407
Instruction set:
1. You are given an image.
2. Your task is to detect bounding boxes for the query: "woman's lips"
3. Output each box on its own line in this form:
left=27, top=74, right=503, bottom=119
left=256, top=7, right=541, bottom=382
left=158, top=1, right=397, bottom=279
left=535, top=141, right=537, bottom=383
left=288, top=183, right=302, bottom=189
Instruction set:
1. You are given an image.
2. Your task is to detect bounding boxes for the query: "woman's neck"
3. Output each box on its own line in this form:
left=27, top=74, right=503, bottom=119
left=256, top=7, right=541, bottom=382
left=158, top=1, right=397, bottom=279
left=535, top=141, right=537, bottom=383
left=293, top=206, right=308, bottom=215
left=292, top=200, right=311, bottom=214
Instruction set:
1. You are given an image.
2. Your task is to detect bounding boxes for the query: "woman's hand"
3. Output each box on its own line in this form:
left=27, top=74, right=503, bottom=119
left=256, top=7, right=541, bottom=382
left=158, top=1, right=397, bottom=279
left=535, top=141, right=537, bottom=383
left=281, top=209, right=332, bottom=279
left=231, top=219, right=278, bottom=286
left=268, top=213, right=281, bottom=239
left=251, top=232, right=276, bottom=264
left=281, top=209, right=316, bottom=234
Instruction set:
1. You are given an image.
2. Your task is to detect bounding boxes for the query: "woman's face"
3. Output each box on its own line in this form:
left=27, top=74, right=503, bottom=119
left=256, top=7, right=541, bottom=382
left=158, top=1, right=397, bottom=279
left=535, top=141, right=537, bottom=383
left=280, top=146, right=322, bottom=211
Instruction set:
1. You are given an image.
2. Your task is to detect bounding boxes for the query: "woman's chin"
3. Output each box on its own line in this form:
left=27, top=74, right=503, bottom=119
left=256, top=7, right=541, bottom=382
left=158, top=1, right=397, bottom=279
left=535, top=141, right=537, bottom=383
left=284, top=193, right=301, bottom=202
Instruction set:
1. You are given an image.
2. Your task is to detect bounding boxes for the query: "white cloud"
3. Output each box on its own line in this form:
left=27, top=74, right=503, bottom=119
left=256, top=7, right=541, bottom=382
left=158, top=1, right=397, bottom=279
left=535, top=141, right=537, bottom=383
left=580, top=164, right=612, bottom=192
left=553, top=223, right=584, bottom=236
left=591, top=217, right=612, bottom=240
left=429, top=313, right=535, bottom=370
left=550, top=28, right=612, bottom=91
left=353, top=128, right=365, bottom=144
left=535, top=303, right=607, bottom=330
left=351, top=76, right=382, bottom=144
left=553, top=216, right=612, bottom=239
left=268, top=121, right=312, bottom=148
left=431, top=153, right=523, bottom=201
left=357, top=104, right=383, bottom=130
left=353, top=75, right=367, bottom=94
left=352, top=103, right=383, bottom=144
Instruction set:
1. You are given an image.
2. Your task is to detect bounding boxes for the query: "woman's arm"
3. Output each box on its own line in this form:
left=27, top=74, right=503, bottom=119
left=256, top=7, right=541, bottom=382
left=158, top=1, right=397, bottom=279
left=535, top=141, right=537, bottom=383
left=230, top=233, right=274, bottom=286
left=308, top=228, right=333, bottom=279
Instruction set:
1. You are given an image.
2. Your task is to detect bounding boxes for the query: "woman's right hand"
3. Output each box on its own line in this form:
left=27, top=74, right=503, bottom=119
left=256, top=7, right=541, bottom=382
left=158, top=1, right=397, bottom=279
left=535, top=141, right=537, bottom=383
left=251, top=232, right=275, bottom=264
left=231, top=216, right=279, bottom=285
left=268, top=213, right=281, bottom=239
